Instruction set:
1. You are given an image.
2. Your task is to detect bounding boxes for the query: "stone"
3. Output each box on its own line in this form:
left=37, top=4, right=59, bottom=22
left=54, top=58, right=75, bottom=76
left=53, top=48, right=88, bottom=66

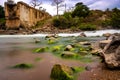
left=103, top=33, right=111, bottom=37
left=99, top=40, right=111, bottom=49
left=34, top=38, right=41, bottom=43
left=79, top=41, right=91, bottom=45
left=102, top=37, right=120, bottom=68
left=61, top=51, right=76, bottom=58
left=45, top=34, right=58, bottom=39
left=50, top=64, right=73, bottom=80
left=79, top=32, right=86, bottom=37
left=64, top=45, right=73, bottom=51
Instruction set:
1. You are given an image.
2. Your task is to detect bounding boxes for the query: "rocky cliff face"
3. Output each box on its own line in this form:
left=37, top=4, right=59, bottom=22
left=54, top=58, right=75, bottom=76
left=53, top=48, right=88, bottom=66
left=5, top=1, right=51, bottom=29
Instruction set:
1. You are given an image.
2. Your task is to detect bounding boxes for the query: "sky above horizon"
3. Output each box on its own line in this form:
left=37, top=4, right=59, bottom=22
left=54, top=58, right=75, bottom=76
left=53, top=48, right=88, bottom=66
left=0, top=0, right=120, bottom=15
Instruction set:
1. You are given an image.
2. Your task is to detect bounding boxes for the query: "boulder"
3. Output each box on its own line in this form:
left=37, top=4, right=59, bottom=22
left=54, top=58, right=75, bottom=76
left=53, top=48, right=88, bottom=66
left=102, top=37, right=120, bottom=68
left=50, top=64, right=73, bottom=80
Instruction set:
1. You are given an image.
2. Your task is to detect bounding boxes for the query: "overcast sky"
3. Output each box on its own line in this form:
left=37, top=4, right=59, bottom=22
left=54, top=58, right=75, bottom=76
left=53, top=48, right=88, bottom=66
left=0, top=0, right=120, bottom=15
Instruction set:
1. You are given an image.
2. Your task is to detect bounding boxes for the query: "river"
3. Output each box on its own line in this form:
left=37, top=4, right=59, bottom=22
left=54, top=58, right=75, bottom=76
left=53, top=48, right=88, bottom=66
left=0, top=29, right=120, bottom=80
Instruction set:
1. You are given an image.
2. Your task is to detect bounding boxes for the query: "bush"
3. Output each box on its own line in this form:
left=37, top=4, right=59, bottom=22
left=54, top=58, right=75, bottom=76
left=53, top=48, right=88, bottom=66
left=79, top=23, right=97, bottom=30
left=52, top=16, right=69, bottom=29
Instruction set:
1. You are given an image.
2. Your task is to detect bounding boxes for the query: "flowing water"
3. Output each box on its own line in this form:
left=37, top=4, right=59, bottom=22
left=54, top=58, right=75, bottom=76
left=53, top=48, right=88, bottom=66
left=0, top=29, right=120, bottom=80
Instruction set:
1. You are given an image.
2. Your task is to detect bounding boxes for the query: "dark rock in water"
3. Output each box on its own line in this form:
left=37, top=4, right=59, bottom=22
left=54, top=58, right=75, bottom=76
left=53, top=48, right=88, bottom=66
left=50, top=64, right=73, bottom=80
left=45, top=34, right=58, bottom=39
left=79, top=32, right=86, bottom=37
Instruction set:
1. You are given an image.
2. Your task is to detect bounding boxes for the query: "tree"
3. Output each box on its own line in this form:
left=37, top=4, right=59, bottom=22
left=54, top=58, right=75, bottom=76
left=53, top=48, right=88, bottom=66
left=111, top=8, right=120, bottom=28
left=72, top=2, right=90, bottom=18
left=52, top=0, right=65, bottom=16
left=0, top=5, right=4, bottom=18
left=30, top=0, right=42, bottom=8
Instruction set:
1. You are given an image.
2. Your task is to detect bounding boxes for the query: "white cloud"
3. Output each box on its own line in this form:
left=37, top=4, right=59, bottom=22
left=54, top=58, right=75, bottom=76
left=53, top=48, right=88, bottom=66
left=0, top=0, right=120, bottom=15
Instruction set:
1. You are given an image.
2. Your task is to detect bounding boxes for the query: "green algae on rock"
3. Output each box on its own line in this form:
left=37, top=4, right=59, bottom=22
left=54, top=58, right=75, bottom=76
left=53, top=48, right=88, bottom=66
left=50, top=64, right=74, bottom=80
left=13, top=63, right=33, bottom=69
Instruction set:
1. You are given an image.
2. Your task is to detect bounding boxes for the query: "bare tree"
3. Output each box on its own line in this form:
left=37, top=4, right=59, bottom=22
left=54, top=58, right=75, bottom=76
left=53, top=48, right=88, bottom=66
left=30, top=0, right=42, bottom=8
left=52, top=0, right=65, bottom=16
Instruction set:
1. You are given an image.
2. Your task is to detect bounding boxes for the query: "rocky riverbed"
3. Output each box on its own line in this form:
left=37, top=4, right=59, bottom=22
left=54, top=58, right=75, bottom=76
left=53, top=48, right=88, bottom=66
left=0, top=35, right=119, bottom=80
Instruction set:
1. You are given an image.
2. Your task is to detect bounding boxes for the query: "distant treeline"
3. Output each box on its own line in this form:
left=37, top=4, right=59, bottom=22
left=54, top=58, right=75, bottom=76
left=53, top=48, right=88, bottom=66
left=52, top=2, right=120, bottom=30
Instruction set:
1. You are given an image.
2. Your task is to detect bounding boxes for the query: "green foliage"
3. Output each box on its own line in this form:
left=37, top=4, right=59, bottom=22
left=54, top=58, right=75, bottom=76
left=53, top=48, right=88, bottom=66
left=63, top=12, right=72, bottom=20
left=0, top=18, right=5, bottom=24
left=102, top=19, right=111, bottom=27
left=72, top=2, right=90, bottom=18
left=52, top=16, right=69, bottom=29
left=0, top=5, right=5, bottom=18
left=111, top=8, right=120, bottom=28
left=13, top=63, right=33, bottom=69
left=79, top=23, right=97, bottom=30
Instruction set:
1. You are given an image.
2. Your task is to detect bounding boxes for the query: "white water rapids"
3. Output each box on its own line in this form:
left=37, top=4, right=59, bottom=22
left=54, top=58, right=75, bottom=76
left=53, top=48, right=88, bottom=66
left=0, top=29, right=119, bottom=37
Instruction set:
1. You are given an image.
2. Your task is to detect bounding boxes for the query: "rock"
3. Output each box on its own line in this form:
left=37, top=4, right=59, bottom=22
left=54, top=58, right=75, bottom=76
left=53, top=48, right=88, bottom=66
left=79, top=41, right=91, bottom=45
left=45, top=34, right=58, bottom=39
left=64, top=45, right=73, bottom=51
left=102, top=37, right=120, bottom=68
left=61, top=51, right=76, bottom=58
left=103, top=33, right=111, bottom=37
left=79, top=32, right=86, bottom=37
left=50, top=64, right=73, bottom=80
left=34, top=38, right=41, bottom=43
left=85, top=65, right=92, bottom=71
left=99, top=40, right=111, bottom=49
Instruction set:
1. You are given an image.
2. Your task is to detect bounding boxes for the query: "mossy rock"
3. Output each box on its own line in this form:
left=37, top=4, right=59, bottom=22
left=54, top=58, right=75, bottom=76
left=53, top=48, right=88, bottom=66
left=47, top=39, right=57, bottom=44
left=33, top=47, right=47, bottom=53
left=13, top=63, right=33, bottom=69
left=61, top=51, right=77, bottom=58
left=52, top=45, right=62, bottom=52
left=50, top=64, right=73, bottom=80
left=71, top=67, right=85, bottom=73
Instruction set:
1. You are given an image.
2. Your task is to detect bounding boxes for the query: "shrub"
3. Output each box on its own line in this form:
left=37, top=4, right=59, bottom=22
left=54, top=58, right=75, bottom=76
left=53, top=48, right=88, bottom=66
left=79, top=23, right=97, bottom=30
left=52, top=16, right=69, bottom=29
